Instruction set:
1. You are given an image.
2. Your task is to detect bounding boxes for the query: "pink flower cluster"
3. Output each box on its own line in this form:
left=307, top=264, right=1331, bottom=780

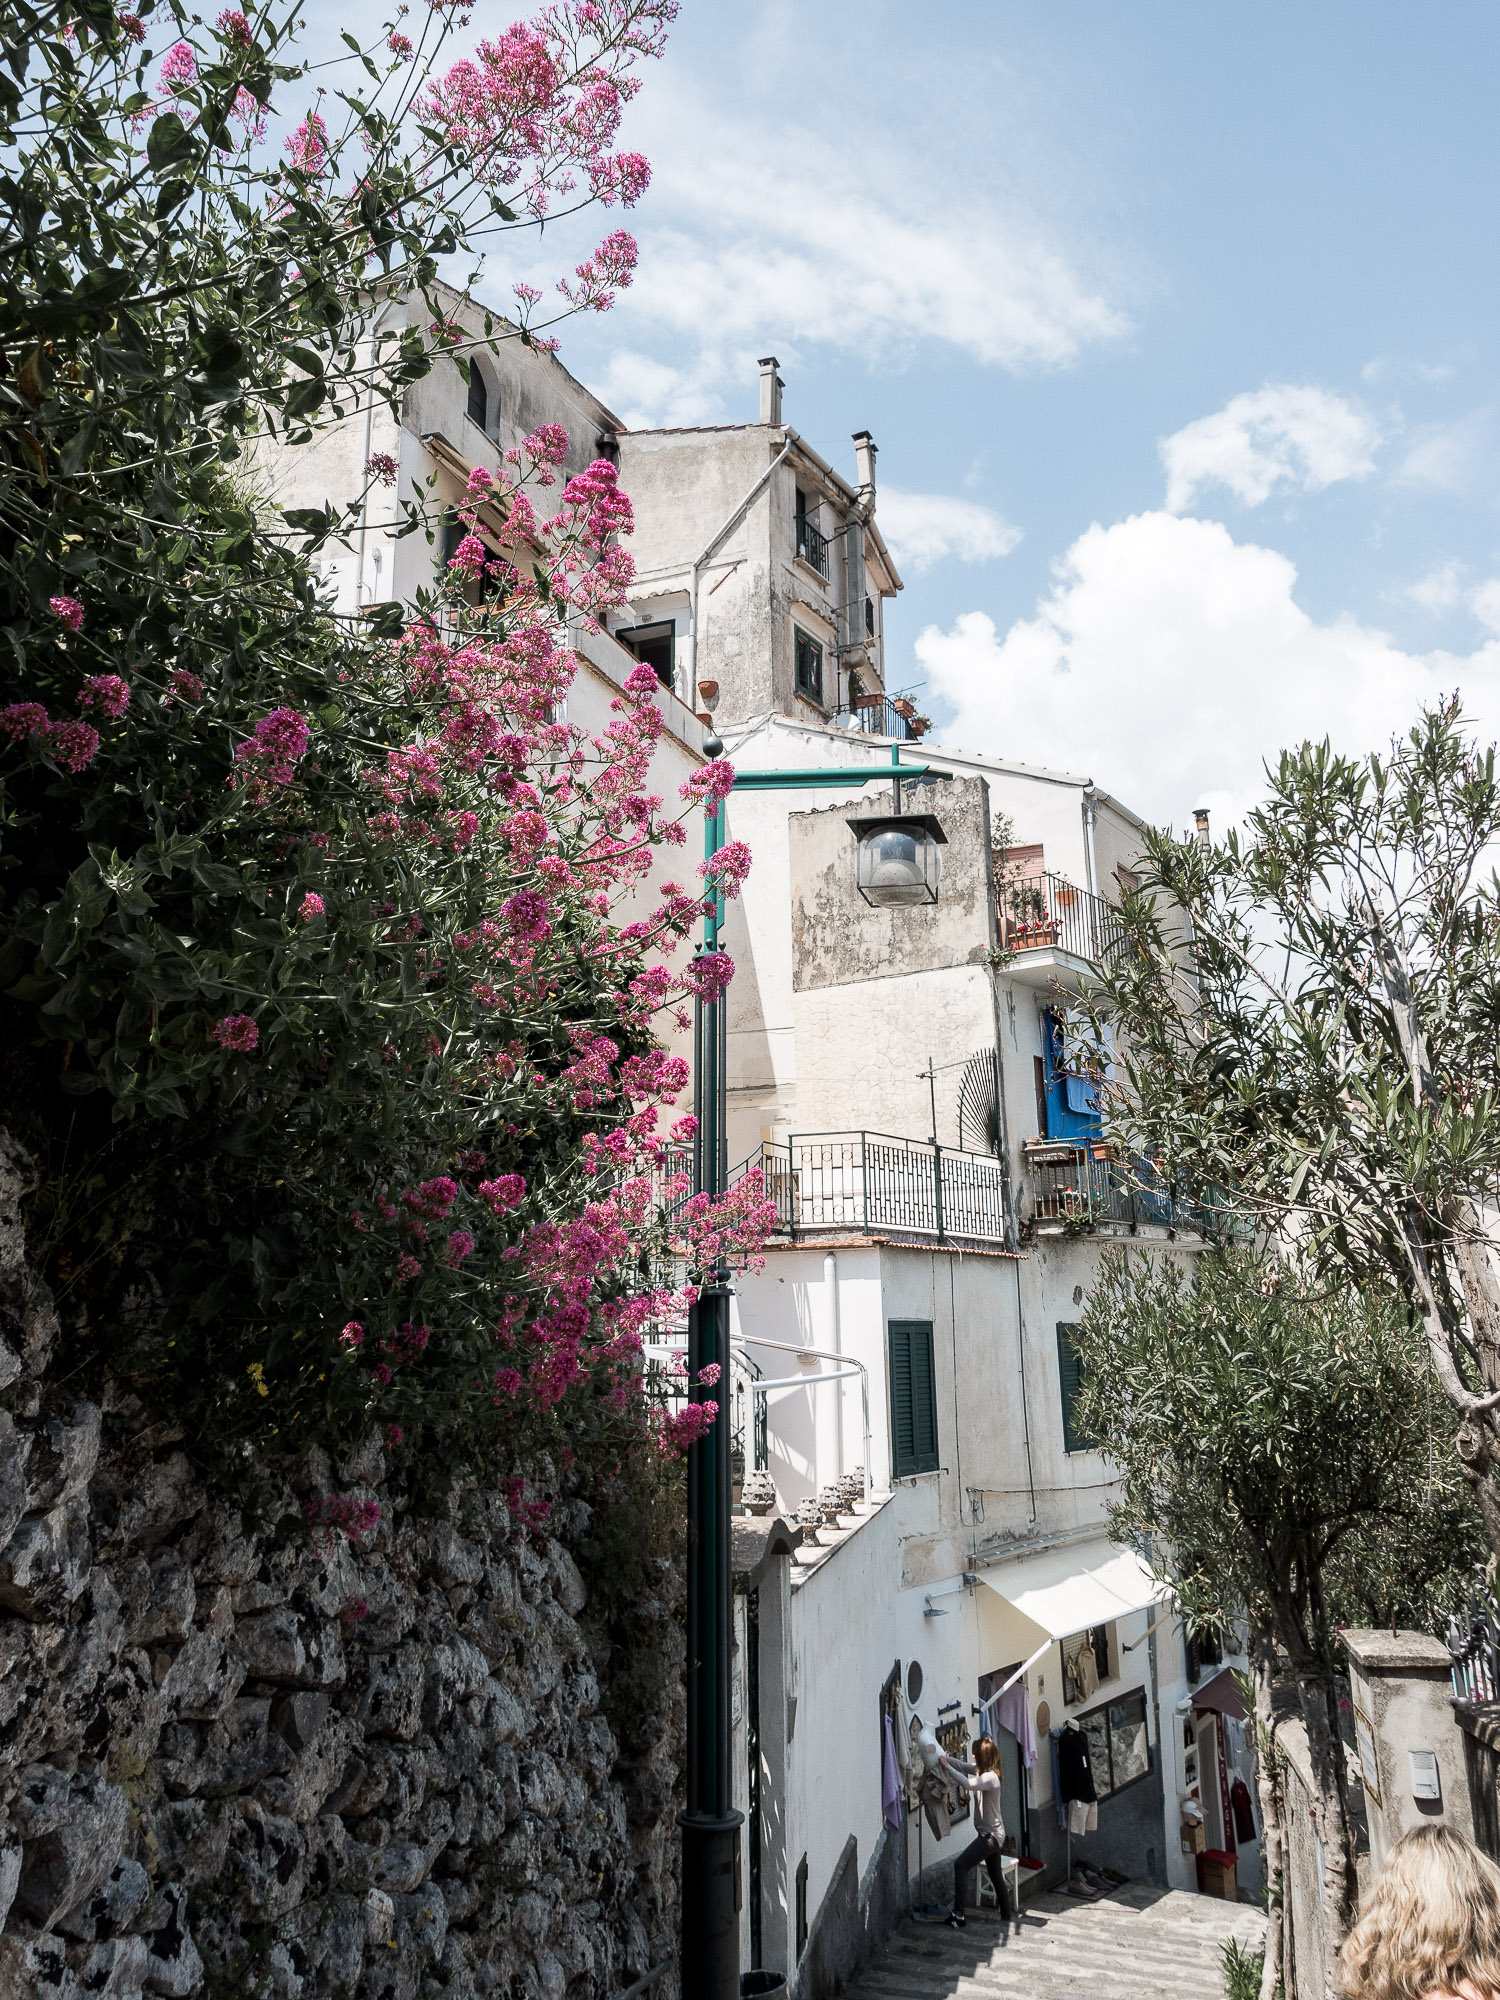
left=233, top=707, right=310, bottom=800
left=304, top=1492, right=382, bottom=1545
left=211, top=1014, right=260, bottom=1053
left=0, top=704, right=100, bottom=774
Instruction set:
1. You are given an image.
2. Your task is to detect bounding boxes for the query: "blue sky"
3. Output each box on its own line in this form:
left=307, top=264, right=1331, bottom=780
left=324, top=0, right=1500, bottom=827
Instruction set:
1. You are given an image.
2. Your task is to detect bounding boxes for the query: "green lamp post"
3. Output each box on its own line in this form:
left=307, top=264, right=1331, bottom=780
left=679, top=740, right=940, bottom=1998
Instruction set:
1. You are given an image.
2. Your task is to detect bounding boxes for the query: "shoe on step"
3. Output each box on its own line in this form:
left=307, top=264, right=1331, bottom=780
left=947, top=1910, right=966, bottom=1929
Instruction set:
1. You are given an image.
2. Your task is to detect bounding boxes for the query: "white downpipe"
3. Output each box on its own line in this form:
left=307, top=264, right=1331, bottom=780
left=1082, top=785, right=1101, bottom=901
left=733, top=1334, right=871, bottom=1502
left=825, top=1249, right=844, bottom=1478
left=684, top=437, right=794, bottom=703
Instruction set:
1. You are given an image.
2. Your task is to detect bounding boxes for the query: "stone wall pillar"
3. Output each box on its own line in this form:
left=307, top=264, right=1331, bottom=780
left=1342, top=1629, right=1473, bottom=1872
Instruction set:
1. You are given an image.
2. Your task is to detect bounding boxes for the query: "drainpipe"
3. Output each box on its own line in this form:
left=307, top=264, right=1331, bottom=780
left=1082, top=785, right=1101, bottom=900
left=684, top=435, right=794, bottom=706
left=825, top=1250, right=843, bottom=1479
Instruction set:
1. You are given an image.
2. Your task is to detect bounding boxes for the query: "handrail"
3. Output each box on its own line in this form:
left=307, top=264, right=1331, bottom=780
left=734, top=1334, right=872, bottom=1497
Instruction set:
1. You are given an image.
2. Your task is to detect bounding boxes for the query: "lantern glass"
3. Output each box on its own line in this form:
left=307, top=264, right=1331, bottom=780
left=855, top=821, right=942, bottom=907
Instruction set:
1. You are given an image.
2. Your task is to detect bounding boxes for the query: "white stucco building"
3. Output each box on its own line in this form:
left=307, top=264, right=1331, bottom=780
left=256, top=309, right=1259, bottom=1996
left=609, top=364, right=1259, bottom=1990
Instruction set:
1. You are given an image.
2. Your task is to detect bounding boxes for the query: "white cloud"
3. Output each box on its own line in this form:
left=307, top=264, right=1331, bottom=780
left=1405, top=561, right=1466, bottom=613
left=1395, top=413, right=1488, bottom=492
left=1160, top=385, right=1381, bottom=513
left=541, top=83, right=1128, bottom=428
left=1473, top=580, right=1500, bottom=636
left=913, top=511, right=1500, bottom=827
left=876, top=490, right=1022, bottom=576
left=1361, top=356, right=1456, bottom=385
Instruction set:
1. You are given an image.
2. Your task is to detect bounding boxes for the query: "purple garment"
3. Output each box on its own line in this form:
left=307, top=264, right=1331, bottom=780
left=996, top=1682, right=1038, bottom=1770
left=882, top=1716, right=902, bottom=1832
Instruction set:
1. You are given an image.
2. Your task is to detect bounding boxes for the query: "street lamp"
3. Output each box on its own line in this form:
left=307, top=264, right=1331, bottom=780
left=850, top=812, right=946, bottom=908
left=681, top=741, right=941, bottom=2000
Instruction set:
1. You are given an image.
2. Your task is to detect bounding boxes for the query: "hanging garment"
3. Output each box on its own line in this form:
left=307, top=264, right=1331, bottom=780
left=1224, top=1714, right=1248, bottom=1770
left=1215, top=1711, right=1237, bottom=1856
left=1050, top=1730, right=1066, bottom=1832
left=995, top=1682, right=1038, bottom=1770
left=920, top=1770, right=951, bottom=1842
left=1231, top=1778, right=1257, bottom=1844
left=883, top=1716, right=902, bottom=1833
left=1057, top=1725, right=1097, bottom=1804
left=1064, top=1072, right=1100, bottom=1116
left=1067, top=1799, right=1098, bottom=1835
left=1073, top=1641, right=1099, bottom=1701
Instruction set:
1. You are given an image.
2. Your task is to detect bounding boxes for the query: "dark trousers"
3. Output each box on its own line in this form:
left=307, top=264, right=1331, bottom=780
left=954, top=1831, right=1013, bottom=1920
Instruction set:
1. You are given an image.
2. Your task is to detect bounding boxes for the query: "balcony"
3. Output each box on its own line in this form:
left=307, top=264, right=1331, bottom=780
left=833, top=697, right=924, bottom=742
left=1025, top=1141, right=1236, bottom=1241
left=731, top=1131, right=1008, bottom=1250
left=997, top=870, right=1127, bottom=988
left=794, top=514, right=830, bottom=576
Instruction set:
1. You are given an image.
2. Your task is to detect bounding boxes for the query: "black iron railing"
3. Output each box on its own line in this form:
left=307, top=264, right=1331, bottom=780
left=833, top=698, right=920, bottom=741
left=1026, top=1141, right=1240, bottom=1240
left=998, top=869, right=1127, bottom=969
left=1450, top=1568, right=1500, bottom=1703
left=795, top=514, right=830, bottom=576
left=730, top=1131, right=1007, bottom=1247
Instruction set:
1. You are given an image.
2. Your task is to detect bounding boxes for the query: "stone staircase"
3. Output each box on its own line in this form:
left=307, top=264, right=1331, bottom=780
left=843, top=1883, right=1265, bottom=2000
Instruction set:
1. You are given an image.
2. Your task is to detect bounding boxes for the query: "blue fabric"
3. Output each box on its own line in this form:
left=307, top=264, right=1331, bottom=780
left=1042, top=1010, right=1103, bottom=1140
left=1064, top=1072, right=1099, bottom=1116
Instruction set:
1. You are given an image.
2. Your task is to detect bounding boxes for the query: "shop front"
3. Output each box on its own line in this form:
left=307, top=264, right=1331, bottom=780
left=974, top=1539, right=1175, bottom=1893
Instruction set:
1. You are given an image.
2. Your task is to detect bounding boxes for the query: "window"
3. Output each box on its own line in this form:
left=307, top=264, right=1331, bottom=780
left=1056, top=1322, right=1093, bottom=1454
left=865, top=594, right=875, bottom=637
left=618, top=620, right=675, bottom=693
left=794, top=629, right=824, bottom=704
left=1078, top=1688, right=1150, bottom=1798
left=1185, top=1626, right=1223, bottom=1682
left=889, top=1320, right=939, bottom=1478
left=795, top=1853, right=809, bottom=1960
left=794, top=488, right=829, bottom=574
left=465, top=362, right=489, bottom=434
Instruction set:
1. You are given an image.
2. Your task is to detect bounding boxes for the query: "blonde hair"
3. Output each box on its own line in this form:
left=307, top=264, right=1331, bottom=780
left=974, top=1736, right=1000, bottom=1776
left=1340, top=1825, right=1500, bottom=1999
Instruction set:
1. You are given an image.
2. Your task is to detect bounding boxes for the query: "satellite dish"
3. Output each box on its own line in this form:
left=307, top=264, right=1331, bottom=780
left=957, top=1049, right=1002, bottom=1157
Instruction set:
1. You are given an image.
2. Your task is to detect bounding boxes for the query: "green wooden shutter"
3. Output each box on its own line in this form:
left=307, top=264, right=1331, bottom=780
left=1057, top=1321, right=1088, bottom=1453
left=889, top=1320, right=939, bottom=1477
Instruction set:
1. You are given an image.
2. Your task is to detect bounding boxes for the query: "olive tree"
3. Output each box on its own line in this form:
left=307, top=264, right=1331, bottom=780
left=1075, top=1247, right=1477, bottom=2000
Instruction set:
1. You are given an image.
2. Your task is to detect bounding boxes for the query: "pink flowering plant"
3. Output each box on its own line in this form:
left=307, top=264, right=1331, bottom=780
left=0, top=0, right=771, bottom=1486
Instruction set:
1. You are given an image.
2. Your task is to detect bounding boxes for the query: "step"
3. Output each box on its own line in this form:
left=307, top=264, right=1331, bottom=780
left=849, top=1899, right=1266, bottom=2000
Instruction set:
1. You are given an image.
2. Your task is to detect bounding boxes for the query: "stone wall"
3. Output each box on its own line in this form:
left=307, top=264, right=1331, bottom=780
left=0, top=1134, right=683, bottom=1999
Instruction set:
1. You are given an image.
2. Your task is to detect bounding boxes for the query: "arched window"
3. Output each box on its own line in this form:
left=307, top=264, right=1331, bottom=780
left=466, top=362, right=488, bottom=434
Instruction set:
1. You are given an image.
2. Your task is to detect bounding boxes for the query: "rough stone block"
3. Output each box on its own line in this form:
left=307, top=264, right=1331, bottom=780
left=67, top=1934, right=149, bottom=1997
left=0, top=1931, right=77, bottom=1999
left=0, top=1497, right=91, bottom=1618
left=358, top=1646, right=424, bottom=1742
left=141, top=1887, right=203, bottom=1999
left=161, top=1632, right=248, bottom=1723
left=129, top=1556, right=195, bottom=1646
left=57, top=1855, right=151, bottom=1940
left=20, top=1403, right=101, bottom=1513
left=236, top=1603, right=345, bottom=1689
left=13, top=1772, right=129, bottom=1929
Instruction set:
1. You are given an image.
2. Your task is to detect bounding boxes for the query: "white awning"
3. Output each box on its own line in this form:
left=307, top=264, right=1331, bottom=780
left=977, top=1540, right=1171, bottom=1641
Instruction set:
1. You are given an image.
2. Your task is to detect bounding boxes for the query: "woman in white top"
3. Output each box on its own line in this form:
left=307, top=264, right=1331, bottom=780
left=941, top=1736, right=1020, bottom=1934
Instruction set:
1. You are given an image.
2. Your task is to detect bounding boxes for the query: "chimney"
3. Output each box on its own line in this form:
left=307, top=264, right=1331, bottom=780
left=853, top=430, right=877, bottom=497
left=1192, top=807, right=1211, bottom=853
left=758, top=356, right=784, bottom=427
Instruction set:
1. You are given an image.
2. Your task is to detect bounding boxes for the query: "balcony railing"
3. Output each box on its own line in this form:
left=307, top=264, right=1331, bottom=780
left=1449, top=1567, right=1500, bottom=1703
left=833, top=698, right=921, bottom=741
left=731, top=1131, right=1008, bottom=1248
left=998, top=870, right=1127, bottom=969
left=795, top=515, right=830, bottom=576
left=1026, top=1141, right=1239, bottom=1240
